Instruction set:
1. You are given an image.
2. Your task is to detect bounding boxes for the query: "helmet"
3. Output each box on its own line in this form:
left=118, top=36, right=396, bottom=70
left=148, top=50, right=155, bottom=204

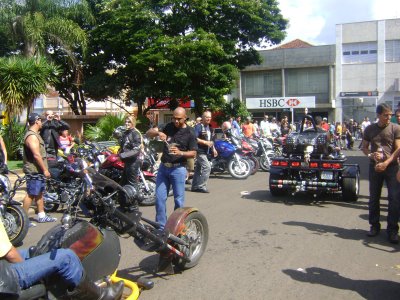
left=113, top=126, right=126, bottom=139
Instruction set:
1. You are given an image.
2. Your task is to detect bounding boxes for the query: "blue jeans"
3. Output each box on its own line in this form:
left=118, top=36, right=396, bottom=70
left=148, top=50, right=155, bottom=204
left=369, top=162, right=400, bottom=233
left=11, top=248, right=83, bottom=289
left=155, top=164, right=186, bottom=227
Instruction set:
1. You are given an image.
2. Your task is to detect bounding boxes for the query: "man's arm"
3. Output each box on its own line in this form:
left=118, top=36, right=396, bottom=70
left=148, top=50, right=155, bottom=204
left=4, top=246, right=23, bottom=263
left=25, top=135, right=50, bottom=177
left=0, top=136, right=7, bottom=163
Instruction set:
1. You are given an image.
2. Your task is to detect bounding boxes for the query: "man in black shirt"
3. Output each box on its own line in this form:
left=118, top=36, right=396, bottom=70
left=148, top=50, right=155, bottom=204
left=146, top=107, right=197, bottom=227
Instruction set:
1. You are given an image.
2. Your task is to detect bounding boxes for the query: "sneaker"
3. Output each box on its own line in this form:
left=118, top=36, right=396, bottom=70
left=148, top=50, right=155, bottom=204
left=29, top=222, right=37, bottom=228
left=388, top=232, right=399, bottom=244
left=38, top=215, right=57, bottom=223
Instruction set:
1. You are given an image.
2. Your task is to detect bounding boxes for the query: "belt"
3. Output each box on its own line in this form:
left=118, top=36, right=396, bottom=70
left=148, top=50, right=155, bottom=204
left=162, top=162, right=185, bottom=168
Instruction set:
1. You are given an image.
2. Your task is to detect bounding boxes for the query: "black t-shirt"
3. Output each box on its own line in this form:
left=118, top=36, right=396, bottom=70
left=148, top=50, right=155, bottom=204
left=161, top=123, right=197, bottom=164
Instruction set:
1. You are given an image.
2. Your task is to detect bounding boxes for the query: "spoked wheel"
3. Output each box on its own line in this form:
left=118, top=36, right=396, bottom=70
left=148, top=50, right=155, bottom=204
left=138, top=178, right=156, bottom=206
left=3, top=205, right=29, bottom=246
left=228, top=158, right=251, bottom=179
left=172, top=211, right=209, bottom=270
left=248, top=156, right=259, bottom=175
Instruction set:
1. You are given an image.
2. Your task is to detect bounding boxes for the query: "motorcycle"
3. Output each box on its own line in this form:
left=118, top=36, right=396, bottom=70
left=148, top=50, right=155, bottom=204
left=99, top=152, right=157, bottom=206
left=241, top=138, right=259, bottom=175
left=18, top=158, right=208, bottom=299
left=255, top=137, right=276, bottom=172
left=211, top=130, right=251, bottom=179
left=0, top=170, right=29, bottom=246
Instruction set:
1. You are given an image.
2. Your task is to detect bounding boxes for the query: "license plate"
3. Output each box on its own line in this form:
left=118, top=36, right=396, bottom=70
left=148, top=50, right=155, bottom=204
left=320, top=171, right=333, bottom=180
left=97, top=155, right=106, bottom=164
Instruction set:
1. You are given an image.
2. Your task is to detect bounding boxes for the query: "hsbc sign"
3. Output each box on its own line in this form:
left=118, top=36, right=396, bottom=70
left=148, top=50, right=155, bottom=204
left=246, top=96, right=316, bottom=109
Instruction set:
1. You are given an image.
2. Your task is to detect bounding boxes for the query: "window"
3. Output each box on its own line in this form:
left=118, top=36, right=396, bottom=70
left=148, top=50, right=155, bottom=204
left=385, top=40, right=400, bottom=62
left=342, top=42, right=377, bottom=64
left=244, top=71, right=281, bottom=97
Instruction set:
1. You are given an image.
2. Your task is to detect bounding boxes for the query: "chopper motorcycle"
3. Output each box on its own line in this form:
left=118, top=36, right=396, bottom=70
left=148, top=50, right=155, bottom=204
left=17, top=158, right=209, bottom=299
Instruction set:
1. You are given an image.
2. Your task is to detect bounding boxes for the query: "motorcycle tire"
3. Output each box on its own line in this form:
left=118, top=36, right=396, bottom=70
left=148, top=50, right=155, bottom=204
left=248, top=156, right=259, bottom=175
left=139, top=178, right=156, bottom=206
left=3, top=205, right=29, bottom=246
left=172, top=211, right=209, bottom=270
left=228, top=158, right=251, bottom=179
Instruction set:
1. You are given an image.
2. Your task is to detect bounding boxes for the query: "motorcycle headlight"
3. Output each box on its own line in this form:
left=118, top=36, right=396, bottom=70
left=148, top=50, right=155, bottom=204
left=305, top=145, right=314, bottom=154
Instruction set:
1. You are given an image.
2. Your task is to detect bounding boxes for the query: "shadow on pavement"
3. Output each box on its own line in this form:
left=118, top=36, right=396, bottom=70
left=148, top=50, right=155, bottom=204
left=283, top=267, right=400, bottom=300
left=283, top=221, right=400, bottom=252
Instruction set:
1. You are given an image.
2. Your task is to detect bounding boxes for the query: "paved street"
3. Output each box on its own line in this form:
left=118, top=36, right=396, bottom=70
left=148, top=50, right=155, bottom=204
left=17, top=150, right=400, bottom=300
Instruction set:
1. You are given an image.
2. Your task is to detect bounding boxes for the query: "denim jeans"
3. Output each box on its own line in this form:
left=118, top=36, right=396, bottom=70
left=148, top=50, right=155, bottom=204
left=155, top=163, right=186, bottom=227
left=369, top=162, right=400, bottom=233
left=11, top=248, right=83, bottom=289
left=191, top=153, right=211, bottom=191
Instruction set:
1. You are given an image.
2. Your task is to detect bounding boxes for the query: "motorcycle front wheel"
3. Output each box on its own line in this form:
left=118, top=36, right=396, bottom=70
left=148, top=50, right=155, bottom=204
left=228, top=158, right=251, bottom=179
left=259, top=151, right=275, bottom=172
left=3, top=205, right=29, bottom=246
left=172, top=211, right=209, bottom=270
left=138, top=178, right=156, bottom=206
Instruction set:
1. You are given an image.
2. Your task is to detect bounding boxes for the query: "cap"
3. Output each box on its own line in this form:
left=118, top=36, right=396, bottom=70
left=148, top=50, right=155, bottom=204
left=323, top=117, right=327, bottom=121
left=28, top=113, right=42, bottom=125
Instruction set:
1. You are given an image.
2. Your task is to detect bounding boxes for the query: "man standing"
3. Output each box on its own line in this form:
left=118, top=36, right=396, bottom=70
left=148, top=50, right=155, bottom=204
left=232, top=116, right=241, bottom=137
left=362, top=103, right=400, bottom=244
left=40, top=110, right=70, bottom=176
left=260, top=115, right=271, bottom=137
left=359, top=117, right=371, bottom=149
left=22, top=113, right=56, bottom=227
left=146, top=107, right=197, bottom=227
left=191, top=111, right=216, bottom=193
left=241, top=116, right=254, bottom=138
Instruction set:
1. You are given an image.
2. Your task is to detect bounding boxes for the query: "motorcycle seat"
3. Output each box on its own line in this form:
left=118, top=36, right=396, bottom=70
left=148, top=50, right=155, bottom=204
left=18, top=284, right=46, bottom=300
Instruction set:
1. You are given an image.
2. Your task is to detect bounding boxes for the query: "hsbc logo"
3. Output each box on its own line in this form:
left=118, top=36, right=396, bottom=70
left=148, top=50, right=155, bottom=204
left=286, top=98, right=300, bottom=107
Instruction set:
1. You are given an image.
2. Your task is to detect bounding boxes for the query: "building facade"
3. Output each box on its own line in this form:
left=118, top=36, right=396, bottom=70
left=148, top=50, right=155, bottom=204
left=336, top=18, right=400, bottom=122
left=239, top=18, right=400, bottom=125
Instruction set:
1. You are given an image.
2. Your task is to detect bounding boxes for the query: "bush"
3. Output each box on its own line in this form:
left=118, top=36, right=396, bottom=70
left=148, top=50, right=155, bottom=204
left=0, top=121, right=26, bottom=160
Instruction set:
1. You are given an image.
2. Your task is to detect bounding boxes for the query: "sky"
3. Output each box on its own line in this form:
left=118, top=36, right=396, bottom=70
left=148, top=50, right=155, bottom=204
left=277, top=0, right=400, bottom=45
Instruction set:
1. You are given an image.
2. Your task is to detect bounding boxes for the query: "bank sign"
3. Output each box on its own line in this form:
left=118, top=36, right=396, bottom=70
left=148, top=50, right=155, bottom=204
left=246, top=96, right=316, bottom=109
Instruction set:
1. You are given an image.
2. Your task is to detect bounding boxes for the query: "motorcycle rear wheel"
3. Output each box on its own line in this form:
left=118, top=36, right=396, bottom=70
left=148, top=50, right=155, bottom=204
left=3, top=205, right=29, bottom=246
left=228, top=158, right=251, bottom=179
left=248, top=156, right=259, bottom=175
left=173, top=211, right=209, bottom=270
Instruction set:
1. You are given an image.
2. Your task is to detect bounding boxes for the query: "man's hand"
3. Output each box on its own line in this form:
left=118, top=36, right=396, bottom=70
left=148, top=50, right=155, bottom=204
left=44, top=170, right=51, bottom=178
left=158, top=132, right=167, bottom=141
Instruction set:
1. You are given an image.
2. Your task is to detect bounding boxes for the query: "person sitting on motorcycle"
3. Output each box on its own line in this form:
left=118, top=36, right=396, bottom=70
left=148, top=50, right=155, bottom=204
left=118, top=115, right=143, bottom=186
left=0, top=217, right=123, bottom=299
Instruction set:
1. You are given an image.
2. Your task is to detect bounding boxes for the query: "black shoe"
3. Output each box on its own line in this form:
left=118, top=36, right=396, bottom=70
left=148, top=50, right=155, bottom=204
left=388, top=232, right=399, bottom=244
left=367, top=226, right=380, bottom=237
left=191, top=188, right=210, bottom=193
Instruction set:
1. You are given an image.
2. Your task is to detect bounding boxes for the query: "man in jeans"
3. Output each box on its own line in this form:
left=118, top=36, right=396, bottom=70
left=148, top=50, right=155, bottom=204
left=362, top=103, right=400, bottom=244
left=191, top=111, right=217, bottom=193
left=0, top=217, right=123, bottom=299
left=22, top=113, right=56, bottom=227
left=146, top=107, right=197, bottom=227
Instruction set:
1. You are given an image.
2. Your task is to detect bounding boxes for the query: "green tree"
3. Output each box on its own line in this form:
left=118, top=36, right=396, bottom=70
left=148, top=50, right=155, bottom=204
left=84, top=113, right=125, bottom=141
left=0, top=56, right=60, bottom=117
left=85, top=0, right=287, bottom=116
left=0, top=0, right=94, bottom=115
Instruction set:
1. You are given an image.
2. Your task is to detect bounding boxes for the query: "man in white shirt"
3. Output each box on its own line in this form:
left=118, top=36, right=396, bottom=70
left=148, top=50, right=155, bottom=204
left=260, top=115, right=271, bottom=137
left=359, top=117, right=371, bottom=149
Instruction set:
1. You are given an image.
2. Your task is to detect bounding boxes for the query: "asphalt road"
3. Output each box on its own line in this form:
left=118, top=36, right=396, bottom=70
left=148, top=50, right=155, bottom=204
left=19, top=150, right=400, bottom=300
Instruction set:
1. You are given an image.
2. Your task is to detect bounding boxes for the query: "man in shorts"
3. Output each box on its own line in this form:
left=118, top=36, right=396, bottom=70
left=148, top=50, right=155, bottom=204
left=22, top=113, right=56, bottom=227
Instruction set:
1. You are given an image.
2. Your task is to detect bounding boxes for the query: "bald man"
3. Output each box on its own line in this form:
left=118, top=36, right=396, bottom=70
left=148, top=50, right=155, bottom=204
left=146, top=107, right=197, bottom=227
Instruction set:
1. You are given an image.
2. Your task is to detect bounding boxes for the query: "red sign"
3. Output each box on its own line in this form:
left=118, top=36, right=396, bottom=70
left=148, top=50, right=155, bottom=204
left=147, top=97, right=191, bottom=109
left=286, top=98, right=300, bottom=107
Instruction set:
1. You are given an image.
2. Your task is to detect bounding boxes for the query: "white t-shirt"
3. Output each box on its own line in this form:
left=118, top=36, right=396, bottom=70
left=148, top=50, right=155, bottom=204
left=260, top=120, right=271, bottom=137
left=361, top=121, right=371, bottom=132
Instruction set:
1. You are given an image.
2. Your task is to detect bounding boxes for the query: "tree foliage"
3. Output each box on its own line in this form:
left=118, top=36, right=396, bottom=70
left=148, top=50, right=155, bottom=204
left=0, top=56, right=60, bottom=116
left=85, top=0, right=287, bottom=115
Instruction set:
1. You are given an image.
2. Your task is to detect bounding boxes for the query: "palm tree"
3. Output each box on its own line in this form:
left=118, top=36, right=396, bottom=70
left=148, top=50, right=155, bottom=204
left=1, top=0, right=92, bottom=59
left=0, top=56, right=60, bottom=116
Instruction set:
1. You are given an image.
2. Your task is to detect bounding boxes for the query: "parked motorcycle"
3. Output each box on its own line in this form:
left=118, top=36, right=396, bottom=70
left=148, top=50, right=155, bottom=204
left=255, top=137, right=276, bottom=172
left=0, top=170, right=29, bottom=246
left=211, top=131, right=251, bottom=179
left=241, top=138, right=259, bottom=175
left=99, top=152, right=157, bottom=206
left=18, top=158, right=208, bottom=299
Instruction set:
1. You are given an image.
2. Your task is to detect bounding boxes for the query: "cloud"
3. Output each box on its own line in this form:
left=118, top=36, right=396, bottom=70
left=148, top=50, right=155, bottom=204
left=278, top=0, right=400, bottom=45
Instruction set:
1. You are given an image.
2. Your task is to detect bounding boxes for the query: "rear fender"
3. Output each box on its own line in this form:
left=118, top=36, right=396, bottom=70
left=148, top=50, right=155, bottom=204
left=342, top=164, right=360, bottom=178
left=165, top=207, right=198, bottom=236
